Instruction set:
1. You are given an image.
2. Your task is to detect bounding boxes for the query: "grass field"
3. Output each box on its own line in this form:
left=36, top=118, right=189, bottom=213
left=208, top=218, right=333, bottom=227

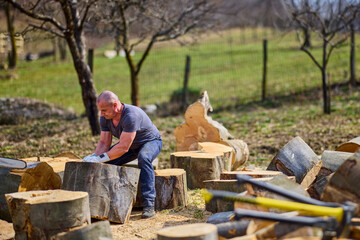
left=0, top=28, right=359, bottom=114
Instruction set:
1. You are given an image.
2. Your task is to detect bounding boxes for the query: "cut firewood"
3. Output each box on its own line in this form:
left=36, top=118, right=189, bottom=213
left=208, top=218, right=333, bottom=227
left=52, top=220, right=113, bottom=240
left=267, top=136, right=320, bottom=183
left=320, top=150, right=352, bottom=176
left=6, top=190, right=90, bottom=240
left=220, top=169, right=289, bottom=180
left=335, top=136, right=360, bottom=153
left=321, top=151, right=360, bottom=216
left=170, top=151, right=228, bottom=189
left=300, top=160, right=322, bottom=189
left=307, top=173, right=334, bottom=200
left=174, top=91, right=249, bottom=170
left=216, top=221, right=250, bottom=239
left=62, top=162, right=140, bottom=223
left=206, top=211, right=235, bottom=224
left=154, top=168, right=187, bottom=210
left=157, top=223, right=218, bottom=240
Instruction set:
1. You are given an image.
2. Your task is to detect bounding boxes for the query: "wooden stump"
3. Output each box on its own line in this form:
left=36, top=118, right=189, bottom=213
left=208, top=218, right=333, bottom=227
left=321, top=151, right=360, bottom=216
left=62, top=162, right=140, bottom=223
left=155, top=168, right=187, bottom=210
left=6, top=190, right=90, bottom=240
left=267, top=136, right=320, bottom=183
left=170, top=151, right=227, bottom=189
left=0, top=162, right=62, bottom=222
left=335, top=136, right=360, bottom=153
left=174, top=91, right=249, bottom=170
left=157, top=223, right=218, bottom=240
left=52, top=220, right=113, bottom=240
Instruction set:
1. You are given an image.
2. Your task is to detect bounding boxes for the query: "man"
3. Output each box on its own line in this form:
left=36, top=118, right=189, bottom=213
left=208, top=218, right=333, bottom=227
left=83, top=90, right=162, bottom=219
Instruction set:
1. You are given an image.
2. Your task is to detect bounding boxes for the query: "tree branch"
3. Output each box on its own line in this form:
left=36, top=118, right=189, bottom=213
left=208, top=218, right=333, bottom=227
left=300, top=45, right=322, bottom=70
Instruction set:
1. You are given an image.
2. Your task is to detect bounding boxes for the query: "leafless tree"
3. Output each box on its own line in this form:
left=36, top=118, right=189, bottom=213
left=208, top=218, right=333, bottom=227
left=1, top=1, right=17, bottom=68
left=286, top=0, right=360, bottom=114
left=5, top=0, right=100, bottom=135
left=88, top=0, right=215, bottom=106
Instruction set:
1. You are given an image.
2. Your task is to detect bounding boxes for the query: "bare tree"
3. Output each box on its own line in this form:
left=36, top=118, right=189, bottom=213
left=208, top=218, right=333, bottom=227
left=5, top=0, right=100, bottom=135
left=89, top=0, right=215, bottom=106
left=286, top=0, right=360, bottom=114
left=2, top=1, right=17, bottom=68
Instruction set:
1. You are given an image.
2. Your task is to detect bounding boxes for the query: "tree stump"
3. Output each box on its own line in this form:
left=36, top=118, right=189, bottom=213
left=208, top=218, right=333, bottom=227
left=267, top=136, right=320, bottom=183
left=157, top=223, right=218, bottom=240
left=174, top=91, right=249, bottom=170
left=62, top=162, right=140, bottom=223
left=0, top=162, right=62, bottom=222
left=52, top=220, right=113, bottom=240
left=335, top=136, right=360, bottom=153
left=170, top=151, right=227, bottom=189
left=6, top=190, right=90, bottom=240
left=155, top=168, right=187, bottom=210
left=321, top=151, right=360, bottom=216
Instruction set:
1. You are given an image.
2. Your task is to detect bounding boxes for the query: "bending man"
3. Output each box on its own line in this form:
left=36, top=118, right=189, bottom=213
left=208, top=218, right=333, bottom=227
left=83, top=90, right=162, bottom=219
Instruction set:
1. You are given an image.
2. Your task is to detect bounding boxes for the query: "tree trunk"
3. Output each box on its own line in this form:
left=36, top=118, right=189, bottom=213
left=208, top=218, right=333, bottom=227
left=322, top=40, right=330, bottom=114
left=58, top=38, right=67, bottom=61
left=66, top=35, right=100, bottom=135
left=157, top=223, right=218, bottom=240
left=131, top=71, right=140, bottom=106
left=6, top=190, right=91, bottom=240
left=349, top=24, right=356, bottom=86
left=302, top=27, right=311, bottom=48
left=5, top=2, right=17, bottom=69
left=62, top=162, right=140, bottom=223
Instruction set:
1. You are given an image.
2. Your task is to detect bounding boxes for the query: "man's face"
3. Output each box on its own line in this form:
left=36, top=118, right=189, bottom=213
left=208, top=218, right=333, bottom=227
left=97, top=100, right=117, bottom=119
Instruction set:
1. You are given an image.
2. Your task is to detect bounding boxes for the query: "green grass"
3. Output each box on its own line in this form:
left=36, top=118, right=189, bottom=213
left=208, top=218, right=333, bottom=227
left=0, top=28, right=359, bottom=114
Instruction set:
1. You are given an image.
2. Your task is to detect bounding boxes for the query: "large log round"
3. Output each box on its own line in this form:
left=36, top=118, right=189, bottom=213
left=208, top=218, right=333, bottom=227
left=335, top=137, right=360, bottom=153
left=157, top=223, right=218, bottom=240
left=6, top=190, right=90, bottom=240
left=62, top=162, right=140, bottom=223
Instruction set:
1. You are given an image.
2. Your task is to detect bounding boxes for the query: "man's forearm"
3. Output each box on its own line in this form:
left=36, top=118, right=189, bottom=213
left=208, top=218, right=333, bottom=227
left=94, top=141, right=110, bottom=155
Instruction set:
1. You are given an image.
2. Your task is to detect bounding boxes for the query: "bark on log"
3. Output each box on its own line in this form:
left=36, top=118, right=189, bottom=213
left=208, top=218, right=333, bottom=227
left=321, top=151, right=360, bottom=216
left=174, top=91, right=249, bottom=170
left=335, top=136, right=360, bottom=153
left=157, top=223, right=218, bottom=240
left=170, top=151, right=227, bottom=189
left=320, top=150, right=352, bottom=176
left=52, top=220, right=113, bottom=240
left=216, top=221, right=250, bottom=239
left=267, top=136, right=320, bottom=183
left=307, top=173, right=334, bottom=200
left=6, top=190, right=91, bottom=240
left=62, top=162, right=140, bottom=223
left=206, top=211, right=235, bottom=224
left=155, top=168, right=187, bottom=210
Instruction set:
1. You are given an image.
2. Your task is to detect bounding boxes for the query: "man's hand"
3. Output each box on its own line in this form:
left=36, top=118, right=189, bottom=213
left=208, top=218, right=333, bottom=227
left=83, top=153, right=98, bottom=162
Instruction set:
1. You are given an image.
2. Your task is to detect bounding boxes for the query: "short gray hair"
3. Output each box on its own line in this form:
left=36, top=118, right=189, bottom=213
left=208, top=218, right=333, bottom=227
left=97, top=91, right=120, bottom=105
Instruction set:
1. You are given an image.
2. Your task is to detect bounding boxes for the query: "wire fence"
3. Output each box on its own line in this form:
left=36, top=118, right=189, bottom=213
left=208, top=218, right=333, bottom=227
left=139, top=28, right=359, bottom=110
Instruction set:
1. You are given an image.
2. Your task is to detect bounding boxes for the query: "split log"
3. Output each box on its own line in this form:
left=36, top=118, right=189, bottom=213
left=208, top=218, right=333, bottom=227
left=206, top=211, right=235, bottom=224
left=157, top=223, right=218, bottom=240
left=62, top=162, right=140, bottom=223
left=220, top=169, right=290, bottom=180
left=300, top=160, right=322, bottom=189
left=335, top=136, right=360, bottom=153
left=0, top=162, right=62, bottom=222
left=174, top=91, right=249, bottom=170
left=170, top=151, right=227, bottom=189
left=155, top=168, right=187, bottom=210
left=320, top=150, right=352, bottom=176
left=307, top=173, right=334, bottom=200
left=6, top=190, right=90, bottom=240
left=52, top=220, right=113, bottom=240
left=321, top=151, right=360, bottom=216
left=0, top=219, right=14, bottom=240
left=267, top=136, right=320, bottom=183
left=216, top=221, right=250, bottom=239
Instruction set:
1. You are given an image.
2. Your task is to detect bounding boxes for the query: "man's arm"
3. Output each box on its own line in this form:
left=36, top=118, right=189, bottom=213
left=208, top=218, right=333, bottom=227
left=106, top=131, right=136, bottom=160
left=94, top=131, right=112, bottom=155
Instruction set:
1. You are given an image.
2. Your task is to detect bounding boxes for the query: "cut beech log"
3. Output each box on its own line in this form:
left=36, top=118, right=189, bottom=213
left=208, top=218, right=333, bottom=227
left=62, top=162, right=140, bottom=223
left=170, top=151, right=227, bottom=189
left=267, top=136, right=320, bottom=183
left=52, top=220, right=113, bottom=240
left=197, top=142, right=233, bottom=170
left=6, top=190, right=90, bottom=240
left=335, top=136, right=360, bottom=153
left=216, top=221, right=250, bottom=239
left=157, top=223, right=218, bottom=240
left=174, top=91, right=249, bottom=170
left=321, top=151, right=360, bottom=216
left=206, top=211, right=235, bottom=224
left=300, top=160, right=322, bottom=189
left=320, top=150, right=352, bottom=176
left=0, top=162, right=62, bottom=222
left=307, top=173, right=334, bottom=200
left=155, top=168, right=187, bottom=210
left=220, top=170, right=287, bottom=180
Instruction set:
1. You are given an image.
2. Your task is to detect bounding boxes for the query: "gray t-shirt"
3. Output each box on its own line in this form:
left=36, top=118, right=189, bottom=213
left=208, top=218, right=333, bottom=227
left=100, top=104, right=161, bottom=149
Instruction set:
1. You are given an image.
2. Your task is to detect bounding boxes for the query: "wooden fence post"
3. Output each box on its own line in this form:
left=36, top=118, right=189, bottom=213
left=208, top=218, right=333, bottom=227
left=262, top=39, right=268, bottom=102
left=183, top=55, right=191, bottom=108
left=88, top=49, right=94, bottom=73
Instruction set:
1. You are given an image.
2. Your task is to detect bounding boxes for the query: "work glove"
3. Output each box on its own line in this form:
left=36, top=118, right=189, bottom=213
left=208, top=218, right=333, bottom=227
left=83, top=153, right=98, bottom=162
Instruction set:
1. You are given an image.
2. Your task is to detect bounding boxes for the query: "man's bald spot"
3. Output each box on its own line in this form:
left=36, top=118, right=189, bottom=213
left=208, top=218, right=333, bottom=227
left=97, top=91, right=120, bottom=105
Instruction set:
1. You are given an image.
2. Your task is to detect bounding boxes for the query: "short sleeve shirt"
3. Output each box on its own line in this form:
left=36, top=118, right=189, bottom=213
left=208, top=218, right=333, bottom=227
left=100, top=104, right=161, bottom=149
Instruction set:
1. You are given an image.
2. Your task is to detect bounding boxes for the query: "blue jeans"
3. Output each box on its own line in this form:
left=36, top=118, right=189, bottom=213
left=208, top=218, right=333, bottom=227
left=106, top=139, right=162, bottom=207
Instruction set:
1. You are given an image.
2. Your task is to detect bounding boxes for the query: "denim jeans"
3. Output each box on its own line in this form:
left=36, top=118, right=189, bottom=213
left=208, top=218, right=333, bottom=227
left=106, top=139, right=162, bottom=207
